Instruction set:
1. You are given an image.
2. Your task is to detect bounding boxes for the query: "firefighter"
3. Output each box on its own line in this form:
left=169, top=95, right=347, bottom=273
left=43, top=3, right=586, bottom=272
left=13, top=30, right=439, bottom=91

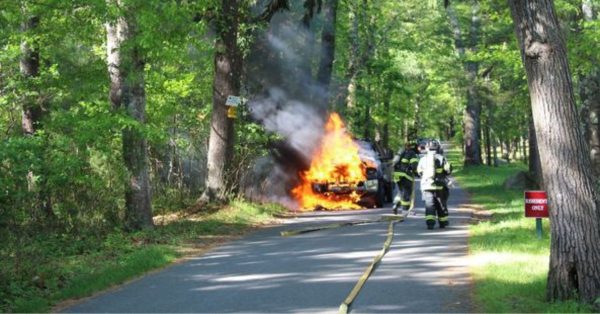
left=417, top=140, right=452, bottom=229
left=392, top=141, right=419, bottom=215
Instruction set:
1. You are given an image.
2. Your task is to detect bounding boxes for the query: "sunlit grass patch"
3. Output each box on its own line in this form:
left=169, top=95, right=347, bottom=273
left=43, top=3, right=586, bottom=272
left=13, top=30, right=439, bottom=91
left=211, top=200, right=287, bottom=225
left=447, top=148, right=593, bottom=313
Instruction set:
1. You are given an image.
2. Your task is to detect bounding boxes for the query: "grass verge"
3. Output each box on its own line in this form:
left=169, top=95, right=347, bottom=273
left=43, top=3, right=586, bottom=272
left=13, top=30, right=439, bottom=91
left=446, top=149, right=594, bottom=313
left=1, top=200, right=286, bottom=313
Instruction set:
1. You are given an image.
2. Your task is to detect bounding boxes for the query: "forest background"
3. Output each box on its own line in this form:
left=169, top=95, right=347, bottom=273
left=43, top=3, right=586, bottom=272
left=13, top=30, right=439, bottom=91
left=1, top=0, right=599, bottom=312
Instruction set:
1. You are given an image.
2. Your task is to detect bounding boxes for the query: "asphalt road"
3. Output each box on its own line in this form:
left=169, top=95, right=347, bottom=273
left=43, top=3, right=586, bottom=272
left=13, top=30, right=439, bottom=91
left=63, top=182, right=473, bottom=313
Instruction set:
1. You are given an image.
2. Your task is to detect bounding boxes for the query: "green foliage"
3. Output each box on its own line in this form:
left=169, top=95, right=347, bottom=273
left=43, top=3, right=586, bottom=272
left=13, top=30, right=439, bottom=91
left=0, top=201, right=286, bottom=313
left=1, top=0, right=599, bottom=311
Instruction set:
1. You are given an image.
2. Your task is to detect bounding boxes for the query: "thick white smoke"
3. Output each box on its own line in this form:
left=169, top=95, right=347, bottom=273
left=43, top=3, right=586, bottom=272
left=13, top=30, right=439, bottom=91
left=248, top=87, right=324, bottom=161
left=242, top=9, right=380, bottom=209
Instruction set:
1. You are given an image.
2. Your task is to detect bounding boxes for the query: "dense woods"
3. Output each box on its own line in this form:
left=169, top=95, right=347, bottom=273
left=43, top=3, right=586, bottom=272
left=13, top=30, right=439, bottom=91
left=1, top=0, right=599, bottom=311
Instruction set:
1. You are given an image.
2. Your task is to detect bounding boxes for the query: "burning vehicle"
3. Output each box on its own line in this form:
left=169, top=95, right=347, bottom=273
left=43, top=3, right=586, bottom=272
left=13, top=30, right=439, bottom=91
left=311, top=139, right=389, bottom=208
left=292, top=113, right=391, bottom=210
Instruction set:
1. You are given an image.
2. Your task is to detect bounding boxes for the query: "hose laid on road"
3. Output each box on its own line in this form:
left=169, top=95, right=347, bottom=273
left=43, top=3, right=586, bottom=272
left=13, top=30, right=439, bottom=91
left=339, top=185, right=417, bottom=313
left=280, top=214, right=403, bottom=237
left=338, top=220, right=396, bottom=314
left=280, top=220, right=374, bottom=237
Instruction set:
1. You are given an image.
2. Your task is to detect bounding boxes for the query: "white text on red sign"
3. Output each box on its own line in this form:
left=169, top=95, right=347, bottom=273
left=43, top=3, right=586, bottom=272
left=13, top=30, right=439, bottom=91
left=525, top=199, right=547, bottom=204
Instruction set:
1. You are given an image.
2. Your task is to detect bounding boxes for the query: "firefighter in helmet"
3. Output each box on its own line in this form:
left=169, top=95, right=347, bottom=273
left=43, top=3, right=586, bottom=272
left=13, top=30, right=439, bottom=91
left=392, top=140, right=419, bottom=215
left=417, top=140, right=452, bottom=229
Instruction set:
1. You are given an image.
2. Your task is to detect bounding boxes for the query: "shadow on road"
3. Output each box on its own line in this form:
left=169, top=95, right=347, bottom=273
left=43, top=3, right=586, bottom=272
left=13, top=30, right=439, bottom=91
left=64, top=183, right=473, bottom=313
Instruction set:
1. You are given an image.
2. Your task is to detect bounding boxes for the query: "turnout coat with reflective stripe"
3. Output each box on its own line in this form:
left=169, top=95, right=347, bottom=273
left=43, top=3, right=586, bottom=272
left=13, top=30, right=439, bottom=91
left=393, top=149, right=419, bottom=181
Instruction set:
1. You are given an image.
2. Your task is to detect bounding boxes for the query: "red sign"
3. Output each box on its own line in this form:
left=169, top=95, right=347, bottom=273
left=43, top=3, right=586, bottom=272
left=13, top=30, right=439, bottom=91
left=525, top=190, right=549, bottom=218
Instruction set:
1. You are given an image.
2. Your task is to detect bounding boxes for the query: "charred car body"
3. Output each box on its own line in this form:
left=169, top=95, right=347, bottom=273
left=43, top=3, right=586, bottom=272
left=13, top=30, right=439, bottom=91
left=310, top=139, right=393, bottom=208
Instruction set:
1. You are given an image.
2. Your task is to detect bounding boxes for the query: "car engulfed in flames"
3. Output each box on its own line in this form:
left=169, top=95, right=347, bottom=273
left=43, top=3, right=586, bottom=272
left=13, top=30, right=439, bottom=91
left=292, top=113, right=388, bottom=210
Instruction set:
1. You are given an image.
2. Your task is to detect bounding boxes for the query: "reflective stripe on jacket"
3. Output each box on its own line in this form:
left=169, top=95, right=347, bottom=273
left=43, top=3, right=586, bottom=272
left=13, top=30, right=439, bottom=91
left=393, top=149, right=419, bottom=181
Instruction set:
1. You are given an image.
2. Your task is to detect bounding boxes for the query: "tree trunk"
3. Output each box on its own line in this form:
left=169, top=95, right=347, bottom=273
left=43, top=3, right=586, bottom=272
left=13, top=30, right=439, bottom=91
left=202, top=0, right=241, bottom=201
left=317, top=0, right=338, bottom=96
left=528, top=116, right=542, bottom=184
left=382, top=89, right=392, bottom=148
left=106, top=2, right=153, bottom=230
left=508, top=0, right=600, bottom=305
left=522, top=136, right=528, bottom=163
left=362, top=82, right=371, bottom=139
left=447, top=2, right=482, bottom=166
left=20, top=15, right=41, bottom=135
left=485, top=118, right=492, bottom=166
left=492, top=136, right=498, bottom=167
left=579, top=0, right=600, bottom=177
left=344, top=0, right=360, bottom=111
left=449, top=115, right=456, bottom=138
left=20, top=14, right=54, bottom=219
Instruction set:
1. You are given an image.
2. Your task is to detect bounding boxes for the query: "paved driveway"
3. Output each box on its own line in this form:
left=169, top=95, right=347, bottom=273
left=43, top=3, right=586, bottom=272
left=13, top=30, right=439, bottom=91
left=64, top=182, right=472, bottom=313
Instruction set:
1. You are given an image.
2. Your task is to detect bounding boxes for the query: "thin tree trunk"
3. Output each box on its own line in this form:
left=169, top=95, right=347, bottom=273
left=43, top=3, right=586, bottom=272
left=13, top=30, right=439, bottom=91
left=579, top=0, right=600, bottom=177
left=410, top=97, right=421, bottom=140
left=492, top=136, right=498, bottom=167
left=362, top=81, right=371, bottom=139
left=508, top=0, right=600, bottom=305
left=317, top=0, right=338, bottom=95
left=344, top=0, right=361, bottom=111
left=485, top=118, right=492, bottom=166
left=522, top=136, right=528, bottom=163
left=20, top=15, right=41, bottom=135
left=106, top=2, right=153, bottom=230
left=382, top=89, right=392, bottom=148
left=202, top=0, right=241, bottom=201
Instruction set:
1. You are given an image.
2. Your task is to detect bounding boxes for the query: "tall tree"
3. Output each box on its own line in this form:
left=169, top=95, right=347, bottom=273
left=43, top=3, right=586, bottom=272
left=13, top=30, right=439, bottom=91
left=317, top=0, right=338, bottom=92
left=20, top=11, right=55, bottom=219
left=344, top=0, right=360, bottom=110
left=20, top=15, right=41, bottom=135
left=106, top=1, right=153, bottom=230
left=202, top=0, right=242, bottom=201
left=447, top=1, right=482, bottom=166
left=579, top=0, right=600, bottom=176
left=508, top=0, right=600, bottom=305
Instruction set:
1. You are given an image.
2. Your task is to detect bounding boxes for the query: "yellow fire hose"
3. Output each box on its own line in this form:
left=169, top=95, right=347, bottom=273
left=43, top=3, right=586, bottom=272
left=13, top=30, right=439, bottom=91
left=281, top=182, right=417, bottom=313
left=338, top=220, right=396, bottom=313
left=280, top=220, right=374, bottom=237
left=280, top=215, right=403, bottom=237
left=339, top=182, right=416, bottom=313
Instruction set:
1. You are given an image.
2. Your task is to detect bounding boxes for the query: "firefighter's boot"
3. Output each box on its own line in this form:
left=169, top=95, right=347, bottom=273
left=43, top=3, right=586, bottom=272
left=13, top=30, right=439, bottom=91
left=426, top=221, right=435, bottom=230
left=439, top=216, right=449, bottom=228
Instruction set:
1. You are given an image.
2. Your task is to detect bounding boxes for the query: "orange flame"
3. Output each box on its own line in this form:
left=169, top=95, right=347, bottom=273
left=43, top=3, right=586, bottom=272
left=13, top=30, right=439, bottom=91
left=292, top=113, right=366, bottom=210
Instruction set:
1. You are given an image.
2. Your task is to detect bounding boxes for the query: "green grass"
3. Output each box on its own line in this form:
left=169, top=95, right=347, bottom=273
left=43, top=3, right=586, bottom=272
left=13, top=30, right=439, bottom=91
left=1, top=200, right=287, bottom=313
left=446, top=149, right=594, bottom=313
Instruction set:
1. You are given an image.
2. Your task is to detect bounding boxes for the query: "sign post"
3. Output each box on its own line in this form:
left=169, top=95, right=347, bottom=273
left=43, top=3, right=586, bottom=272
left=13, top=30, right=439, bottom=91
left=525, top=190, right=549, bottom=239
